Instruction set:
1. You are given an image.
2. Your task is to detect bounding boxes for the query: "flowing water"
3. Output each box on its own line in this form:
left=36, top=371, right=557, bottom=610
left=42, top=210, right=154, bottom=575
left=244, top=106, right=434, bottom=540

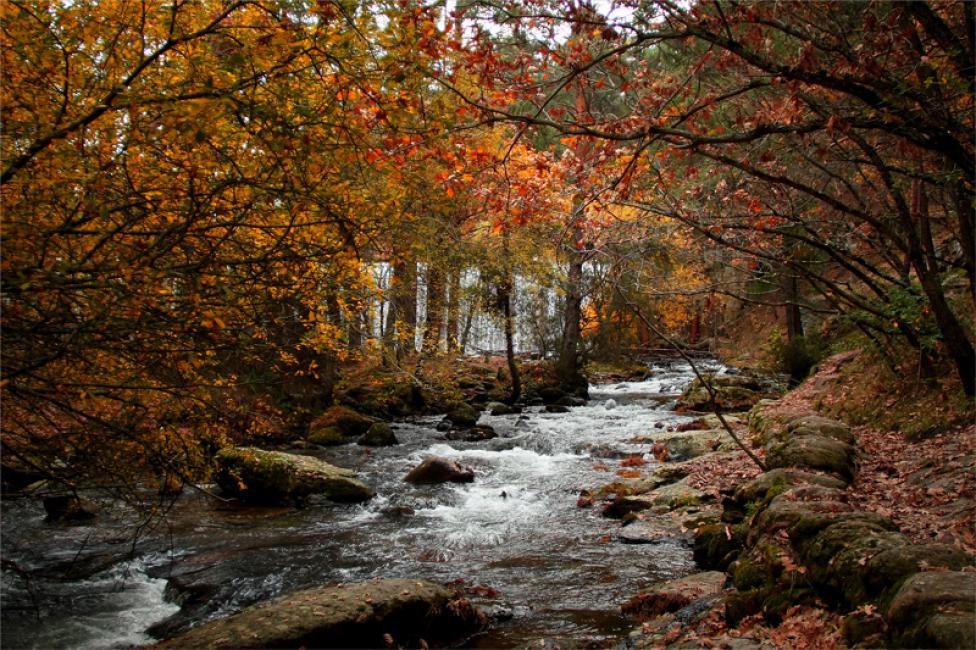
left=1, top=359, right=721, bottom=649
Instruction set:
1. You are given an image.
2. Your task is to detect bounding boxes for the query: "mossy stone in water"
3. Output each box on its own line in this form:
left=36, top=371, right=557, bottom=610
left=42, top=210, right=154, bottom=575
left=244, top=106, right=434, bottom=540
left=308, top=426, right=348, bottom=447
left=309, top=405, right=373, bottom=437
left=359, top=422, right=398, bottom=447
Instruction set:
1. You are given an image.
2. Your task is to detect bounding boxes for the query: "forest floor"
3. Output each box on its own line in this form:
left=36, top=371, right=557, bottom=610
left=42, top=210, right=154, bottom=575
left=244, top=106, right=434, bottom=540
left=658, top=349, right=975, bottom=649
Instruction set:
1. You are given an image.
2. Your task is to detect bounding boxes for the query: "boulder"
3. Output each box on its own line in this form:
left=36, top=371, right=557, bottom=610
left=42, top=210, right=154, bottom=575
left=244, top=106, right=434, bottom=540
left=693, top=523, right=746, bottom=571
left=404, top=457, right=475, bottom=484
left=866, top=545, right=973, bottom=597
left=621, top=571, right=726, bottom=620
left=753, top=489, right=895, bottom=544
left=444, top=425, right=496, bottom=442
left=359, top=422, right=398, bottom=447
left=786, top=415, right=854, bottom=445
left=537, top=386, right=567, bottom=404
left=309, top=406, right=374, bottom=438
left=733, top=468, right=848, bottom=505
left=886, top=572, right=976, bottom=649
left=661, top=429, right=735, bottom=460
left=307, top=426, right=349, bottom=447
left=154, top=579, right=487, bottom=649
left=545, top=404, right=570, bottom=413
left=445, top=403, right=480, bottom=427
left=43, top=495, right=98, bottom=522
left=676, top=373, right=783, bottom=413
left=214, top=448, right=374, bottom=505
left=486, top=402, right=515, bottom=416
left=765, top=434, right=856, bottom=481
left=798, top=519, right=909, bottom=606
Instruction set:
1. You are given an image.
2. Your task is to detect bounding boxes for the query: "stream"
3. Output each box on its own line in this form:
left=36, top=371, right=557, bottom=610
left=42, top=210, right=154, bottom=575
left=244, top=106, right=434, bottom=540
left=1, top=359, right=722, bottom=649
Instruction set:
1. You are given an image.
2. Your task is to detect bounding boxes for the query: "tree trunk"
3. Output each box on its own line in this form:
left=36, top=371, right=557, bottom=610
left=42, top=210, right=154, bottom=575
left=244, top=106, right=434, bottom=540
left=784, top=273, right=804, bottom=340
left=557, top=202, right=585, bottom=392
left=501, top=230, right=521, bottom=403
left=446, top=268, right=461, bottom=352
left=422, top=264, right=445, bottom=356
left=386, top=259, right=417, bottom=360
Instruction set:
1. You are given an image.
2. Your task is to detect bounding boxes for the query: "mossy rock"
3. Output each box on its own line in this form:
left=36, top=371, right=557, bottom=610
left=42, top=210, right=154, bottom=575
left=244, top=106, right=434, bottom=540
left=359, top=422, right=398, bottom=447
left=797, top=519, right=908, bottom=606
left=786, top=415, right=854, bottom=445
left=213, top=447, right=374, bottom=505
left=734, top=468, right=848, bottom=506
left=886, top=572, right=976, bottom=649
left=155, top=579, right=487, bottom=649
left=693, top=523, right=745, bottom=571
left=309, top=406, right=374, bottom=437
left=724, top=589, right=764, bottom=627
left=757, top=493, right=897, bottom=546
left=307, top=426, right=349, bottom=447
left=445, top=402, right=479, bottom=427
left=841, top=609, right=888, bottom=648
left=869, top=545, right=973, bottom=598
left=661, top=429, right=734, bottom=460
left=765, top=434, right=855, bottom=481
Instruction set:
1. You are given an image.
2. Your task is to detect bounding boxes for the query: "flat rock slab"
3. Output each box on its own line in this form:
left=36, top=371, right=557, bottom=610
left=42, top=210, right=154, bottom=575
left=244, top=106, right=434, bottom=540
left=214, top=448, right=374, bottom=505
left=622, top=571, right=727, bottom=620
left=154, top=579, right=486, bottom=649
left=619, top=520, right=681, bottom=544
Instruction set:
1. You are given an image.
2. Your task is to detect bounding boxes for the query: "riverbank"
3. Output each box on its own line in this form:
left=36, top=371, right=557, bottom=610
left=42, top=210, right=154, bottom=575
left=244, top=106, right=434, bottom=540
left=619, top=349, right=975, bottom=649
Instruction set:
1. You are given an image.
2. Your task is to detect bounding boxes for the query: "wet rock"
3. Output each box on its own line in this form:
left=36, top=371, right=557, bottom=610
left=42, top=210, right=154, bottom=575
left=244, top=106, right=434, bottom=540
left=358, top=422, right=398, bottom=447
left=445, top=403, right=480, bottom=427
left=621, top=571, right=726, bottom=620
left=154, top=579, right=487, bottom=649
left=765, top=434, right=856, bottom=481
left=444, top=425, right=496, bottom=442
left=618, top=520, right=679, bottom=544
left=486, top=402, right=514, bottom=416
left=214, top=447, right=374, bottom=505
left=886, top=571, right=976, bottom=649
left=43, top=495, right=98, bottom=522
left=309, top=405, right=374, bottom=438
left=555, top=395, right=586, bottom=407
left=537, top=386, right=567, bottom=404
left=307, top=426, right=350, bottom=446
left=404, top=457, right=475, bottom=484
left=545, top=404, right=570, bottom=413
left=435, top=420, right=452, bottom=432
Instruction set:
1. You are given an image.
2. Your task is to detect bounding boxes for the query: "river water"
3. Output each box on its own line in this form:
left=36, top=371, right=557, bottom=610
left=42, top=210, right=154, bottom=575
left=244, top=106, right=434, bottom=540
left=1, top=359, right=720, bottom=649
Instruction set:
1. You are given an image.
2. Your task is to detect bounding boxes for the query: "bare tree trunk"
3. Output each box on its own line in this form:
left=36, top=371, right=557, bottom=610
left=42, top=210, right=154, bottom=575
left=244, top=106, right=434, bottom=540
left=557, top=201, right=585, bottom=392
left=446, top=268, right=461, bottom=352
left=422, top=265, right=445, bottom=356
left=501, top=230, right=521, bottom=403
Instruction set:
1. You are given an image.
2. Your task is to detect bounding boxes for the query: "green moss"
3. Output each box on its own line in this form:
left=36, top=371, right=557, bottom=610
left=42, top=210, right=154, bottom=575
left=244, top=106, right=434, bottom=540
left=732, top=559, right=769, bottom=591
left=308, top=426, right=349, bottom=446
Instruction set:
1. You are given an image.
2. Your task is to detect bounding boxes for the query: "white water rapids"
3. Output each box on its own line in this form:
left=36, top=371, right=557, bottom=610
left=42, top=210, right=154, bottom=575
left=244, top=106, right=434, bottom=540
left=1, top=359, right=722, bottom=648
